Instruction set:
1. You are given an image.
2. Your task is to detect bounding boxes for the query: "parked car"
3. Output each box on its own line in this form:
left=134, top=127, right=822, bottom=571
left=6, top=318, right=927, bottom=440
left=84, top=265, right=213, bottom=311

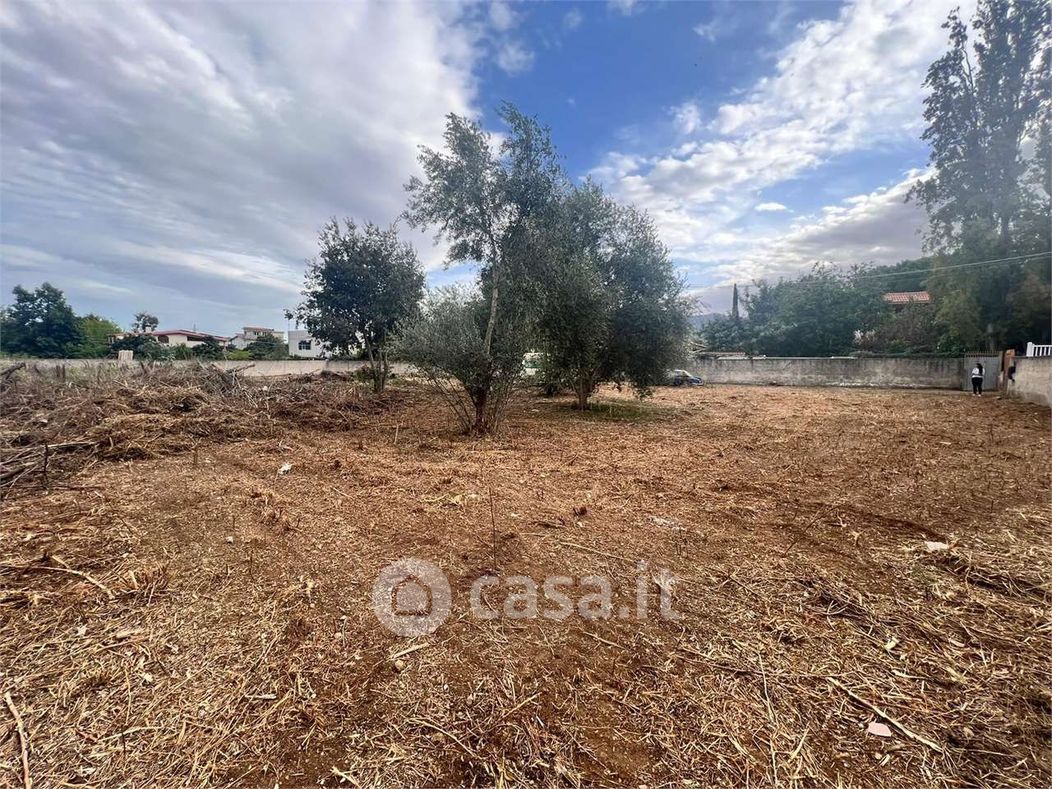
left=668, top=369, right=703, bottom=386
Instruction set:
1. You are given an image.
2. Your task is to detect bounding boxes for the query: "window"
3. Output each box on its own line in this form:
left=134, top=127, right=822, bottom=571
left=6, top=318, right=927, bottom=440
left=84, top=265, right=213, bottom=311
left=298, top=340, right=311, bottom=351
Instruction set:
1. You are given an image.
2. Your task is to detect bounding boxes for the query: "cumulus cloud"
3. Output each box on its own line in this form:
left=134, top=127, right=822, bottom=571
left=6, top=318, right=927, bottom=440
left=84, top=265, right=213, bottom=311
left=0, top=0, right=480, bottom=333
left=591, top=0, right=971, bottom=299
left=755, top=202, right=788, bottom=212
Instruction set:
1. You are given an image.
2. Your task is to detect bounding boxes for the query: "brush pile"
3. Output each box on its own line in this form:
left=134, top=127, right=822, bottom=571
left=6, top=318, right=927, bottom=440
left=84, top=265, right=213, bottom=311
left=0, top=363, right=390, bottom=497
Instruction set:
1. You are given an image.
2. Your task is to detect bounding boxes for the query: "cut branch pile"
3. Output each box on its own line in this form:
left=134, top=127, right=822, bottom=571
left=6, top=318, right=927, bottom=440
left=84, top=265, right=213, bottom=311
left=0, top=364, right=394, bottom=498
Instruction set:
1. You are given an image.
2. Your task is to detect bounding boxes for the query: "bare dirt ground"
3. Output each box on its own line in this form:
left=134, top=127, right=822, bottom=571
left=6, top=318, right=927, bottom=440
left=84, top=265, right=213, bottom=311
left=2, top=374, right=1049, bottom=788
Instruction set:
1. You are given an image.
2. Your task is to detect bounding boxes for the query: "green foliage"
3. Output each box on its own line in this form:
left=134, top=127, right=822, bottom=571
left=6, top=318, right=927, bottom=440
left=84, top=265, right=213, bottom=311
left=403, top=104, right=566, bottom=430
left=907, top=0, right=1051, bottom=349
left=741, top=266, right=885, bottom=356
left=858, top=302, right=942, bottom=354
left=909, top=0, right=1049, bottom=247
left=109, top=334, right=171, bottom=360
left=191, top=337, right=224, bottom=360
left=535, top=185, right=689, bottom=408
left=293, top=219, right=424, bottom=392
left=132, top=311, right=159, bottom=333
left=395, top=286, right=528, bottom=434
left=0, top=283, right=82, bottom=358
left=244, top=333, right=286, bottom=360
left=73, top=314, right=122, bottom=358
left=698, top=314, right=747, bottom=353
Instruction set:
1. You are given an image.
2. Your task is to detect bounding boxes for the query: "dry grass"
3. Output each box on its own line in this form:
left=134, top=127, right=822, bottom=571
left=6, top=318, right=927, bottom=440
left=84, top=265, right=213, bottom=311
left=1, top=372, right=1049, bottom=788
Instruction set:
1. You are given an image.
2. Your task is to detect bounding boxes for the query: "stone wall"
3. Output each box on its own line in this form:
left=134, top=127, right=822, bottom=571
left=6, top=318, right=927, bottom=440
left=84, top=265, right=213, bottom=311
left=1007, top=356, right=1052, bottom=406
left=691, top=356, right=965, bottom=389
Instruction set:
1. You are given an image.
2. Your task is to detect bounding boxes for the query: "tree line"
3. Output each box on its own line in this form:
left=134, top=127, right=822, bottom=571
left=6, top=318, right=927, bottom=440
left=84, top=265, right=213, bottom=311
left=0, top=289, right=290, bottom=362
left=701, top=0, right=1050, bottom=357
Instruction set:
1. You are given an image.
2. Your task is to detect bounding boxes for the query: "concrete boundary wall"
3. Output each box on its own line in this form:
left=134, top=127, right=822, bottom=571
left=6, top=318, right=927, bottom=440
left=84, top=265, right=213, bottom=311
left=691, top=356, right=965, bottom=389
left=13, top=356, right=1049, bottom=399
left=1007, top=356, right=1052, bottom=406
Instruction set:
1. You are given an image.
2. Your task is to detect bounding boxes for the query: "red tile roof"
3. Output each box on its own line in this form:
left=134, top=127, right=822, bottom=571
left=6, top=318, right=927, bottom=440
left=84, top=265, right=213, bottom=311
left=152, top=329, right=232, bottom=341
left=882, top=291, right=931, bottom=305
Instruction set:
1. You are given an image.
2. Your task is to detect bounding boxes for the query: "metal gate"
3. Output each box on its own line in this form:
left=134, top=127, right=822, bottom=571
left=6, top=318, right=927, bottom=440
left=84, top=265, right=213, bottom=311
left=961, top=353, right=1002, bottom=392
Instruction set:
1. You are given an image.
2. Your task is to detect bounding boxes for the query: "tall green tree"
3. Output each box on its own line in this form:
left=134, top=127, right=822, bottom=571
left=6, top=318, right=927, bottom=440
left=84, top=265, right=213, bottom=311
left=132, top=311, right=159, bottom=333
left=535, top=184, right=689, bottom=409
left=742, top=266, right=884, bottom=357
left=908, top=0, right=1050, bottom=349
left=73, top=314, right=122, bottom=358
left=403, top=103, right=566, bottom=431
left=909, top=0, right=1049, bottom=246
left=292, top=219, right=424, bottom=393
left=0, top=283, right=82, bottom=358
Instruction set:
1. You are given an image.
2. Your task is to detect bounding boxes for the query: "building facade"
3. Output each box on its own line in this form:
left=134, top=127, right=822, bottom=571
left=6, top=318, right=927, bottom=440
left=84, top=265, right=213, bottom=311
left=287, top=329, right=327, bottom=358
left=229, top=326, right=280, bottom=350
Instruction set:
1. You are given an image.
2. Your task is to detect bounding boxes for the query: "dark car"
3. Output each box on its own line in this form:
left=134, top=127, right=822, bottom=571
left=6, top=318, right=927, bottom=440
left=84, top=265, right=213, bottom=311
left=668, top=369, right=703, bottom=386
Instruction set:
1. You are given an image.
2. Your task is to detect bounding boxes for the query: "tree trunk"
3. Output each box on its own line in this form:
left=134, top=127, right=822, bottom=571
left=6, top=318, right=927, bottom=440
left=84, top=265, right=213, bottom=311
left=575, top=375, right=592, bottom=410
left=482, top=283, right=499, bottom=358
left=365, top=340, right=384, bottom=394
left=472, top=388, right=488, bottom=434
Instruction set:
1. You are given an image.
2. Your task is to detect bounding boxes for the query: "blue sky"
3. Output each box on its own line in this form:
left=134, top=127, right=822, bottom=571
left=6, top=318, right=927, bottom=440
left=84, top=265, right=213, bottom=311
left=0, top=0, right=969, bottom=334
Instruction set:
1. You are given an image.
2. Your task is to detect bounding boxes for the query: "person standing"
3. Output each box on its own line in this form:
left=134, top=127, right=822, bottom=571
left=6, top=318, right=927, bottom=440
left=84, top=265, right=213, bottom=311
left=971, top=361, right=985, bottom=396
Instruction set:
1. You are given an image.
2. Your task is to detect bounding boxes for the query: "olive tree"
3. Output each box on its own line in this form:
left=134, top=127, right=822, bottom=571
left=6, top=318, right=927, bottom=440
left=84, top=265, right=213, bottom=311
left=292, top=219, right=424, bottom=393
left=395, top=286, right=530, bottom=434
left=535, top=184, right=690, bottom=409
left=403, top=103, right=565, bottom=432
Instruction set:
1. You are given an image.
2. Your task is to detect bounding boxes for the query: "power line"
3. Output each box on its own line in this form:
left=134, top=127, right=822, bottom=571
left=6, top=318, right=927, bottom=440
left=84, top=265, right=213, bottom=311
left=685, top=250, right=1051, bottom=289
left=850, top=250, right=1051, bottom=280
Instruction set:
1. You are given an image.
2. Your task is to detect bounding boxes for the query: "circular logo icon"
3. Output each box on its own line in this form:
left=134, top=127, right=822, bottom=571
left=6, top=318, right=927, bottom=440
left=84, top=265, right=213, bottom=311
left=371, top=558, right=452, bottom=637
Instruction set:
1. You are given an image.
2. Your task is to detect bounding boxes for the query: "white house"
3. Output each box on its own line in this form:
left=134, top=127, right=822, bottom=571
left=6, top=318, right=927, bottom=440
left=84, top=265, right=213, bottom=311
left=229, top=326, right=280, bottom=350
left=287, top=329, right=327, bottom=358
left=109, top=328, right=230, bottom=348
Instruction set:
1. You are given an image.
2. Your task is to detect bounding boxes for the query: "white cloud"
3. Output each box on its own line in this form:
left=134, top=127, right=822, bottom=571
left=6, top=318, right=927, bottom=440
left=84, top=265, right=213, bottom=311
left=672, top=101, right=703, bottom=135
left=0, top=0, right=480, bottom=332
left=591, top=0, right=972, bottom=292
left=688, top=172, right=929, bottom=310
left=608, top=0, right=639, bottom=17
left=563, top=8, right=583, bottom=32
left=496, top=39, right=534, bottom=74
left=693, top=21, right=720, bottom=42
left=756, top=202, right=788, bottom=212
left=489, top=1, right=517, bottom=32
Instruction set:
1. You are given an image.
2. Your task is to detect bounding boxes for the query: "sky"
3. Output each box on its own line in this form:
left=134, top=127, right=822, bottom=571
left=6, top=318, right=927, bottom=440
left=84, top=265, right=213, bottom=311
left=0, top=0, right=973, bottom=335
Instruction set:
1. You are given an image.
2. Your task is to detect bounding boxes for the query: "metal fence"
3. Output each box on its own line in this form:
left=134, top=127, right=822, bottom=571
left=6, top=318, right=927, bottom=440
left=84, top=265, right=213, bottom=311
left=962, top=354, right=1001, bottom=392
